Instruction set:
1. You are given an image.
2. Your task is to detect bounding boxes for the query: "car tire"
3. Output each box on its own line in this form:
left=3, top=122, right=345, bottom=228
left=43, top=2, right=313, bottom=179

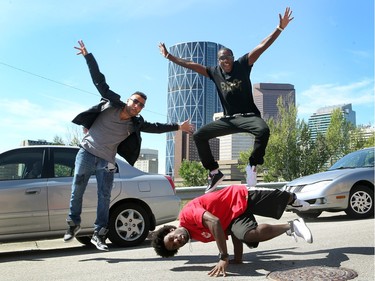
left=108, top=202, right=150, bottom=247
left=345, top=185, right=374, bottom=219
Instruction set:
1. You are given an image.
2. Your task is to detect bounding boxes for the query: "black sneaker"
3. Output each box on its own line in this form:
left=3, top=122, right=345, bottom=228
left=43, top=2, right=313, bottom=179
left=63, top=224, right=81, bottom=242
left=91, top=229, right=109, bottom=251
left=205, top=170, right=224, bottom=193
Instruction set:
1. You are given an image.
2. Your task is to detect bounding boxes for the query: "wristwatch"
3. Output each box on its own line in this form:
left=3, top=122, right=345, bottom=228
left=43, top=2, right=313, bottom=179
left=219, top=253, right=229, bottom=261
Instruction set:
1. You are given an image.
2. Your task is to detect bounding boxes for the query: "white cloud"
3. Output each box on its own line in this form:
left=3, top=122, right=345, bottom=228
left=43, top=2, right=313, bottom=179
left=297, top=78, right=375, bottom=122
left=0, top=98, right=86, bottom=151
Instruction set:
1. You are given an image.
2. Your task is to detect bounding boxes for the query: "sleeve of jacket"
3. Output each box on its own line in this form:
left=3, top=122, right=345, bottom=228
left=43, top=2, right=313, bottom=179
left=84, top=53, right=125, bottom=107
left=138, top=118, right=180, bottom=133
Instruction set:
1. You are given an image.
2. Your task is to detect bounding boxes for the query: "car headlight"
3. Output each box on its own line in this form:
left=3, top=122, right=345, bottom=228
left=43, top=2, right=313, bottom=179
left=300, top=180, right=332, bottom=193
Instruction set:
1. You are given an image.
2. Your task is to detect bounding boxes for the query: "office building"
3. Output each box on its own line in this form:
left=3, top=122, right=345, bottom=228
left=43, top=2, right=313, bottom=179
left=134, top=148, right=158, bottom=174
left=308, top=104, right=356, bottom=141
left=253, top=83, right=296, bottom=120
left=21, top=139, right=53, bottom=146
left=173, top=130, right=219, bottom=182
left=165, top=41, right=224, bottom=177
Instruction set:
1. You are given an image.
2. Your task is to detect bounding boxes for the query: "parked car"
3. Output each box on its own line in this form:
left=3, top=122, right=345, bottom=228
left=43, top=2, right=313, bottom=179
left=283, top=147, right=374, bottom=219
left=0, top=145, right=180, bottom=247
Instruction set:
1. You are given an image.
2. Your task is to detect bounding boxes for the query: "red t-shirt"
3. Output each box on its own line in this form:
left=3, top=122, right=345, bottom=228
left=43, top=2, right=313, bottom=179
left=179, top=185, right=248, bottom=243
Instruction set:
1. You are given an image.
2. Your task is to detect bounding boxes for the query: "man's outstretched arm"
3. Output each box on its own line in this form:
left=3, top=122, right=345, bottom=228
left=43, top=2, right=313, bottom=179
left=158, top=42, right=209, bottom=77
left=74, top=40, right=122, bottom=104
left=248, top=7, right=294, bottom=65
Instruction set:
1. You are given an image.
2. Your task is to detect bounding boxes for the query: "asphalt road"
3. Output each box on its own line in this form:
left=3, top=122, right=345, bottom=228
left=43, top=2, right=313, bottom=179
left=0, top=211, right=374, bottom=281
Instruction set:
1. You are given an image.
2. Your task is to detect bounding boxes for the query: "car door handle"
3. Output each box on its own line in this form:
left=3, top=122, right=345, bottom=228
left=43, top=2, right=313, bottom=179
left=25, top=189, right=41, bottom=195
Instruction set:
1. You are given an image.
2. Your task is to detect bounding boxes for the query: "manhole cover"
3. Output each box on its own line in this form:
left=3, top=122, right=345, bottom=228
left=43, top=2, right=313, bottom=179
left=267, top=266, right=358, bottom=281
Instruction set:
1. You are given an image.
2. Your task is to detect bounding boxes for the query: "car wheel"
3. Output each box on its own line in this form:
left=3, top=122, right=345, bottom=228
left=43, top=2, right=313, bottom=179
left=295, top=211, right=322, bottom=220
left=108, top=202, right=150, bottom=247
left=345, top=185, right=374, bottom=219
left=75, top=236, right=93, bottom=246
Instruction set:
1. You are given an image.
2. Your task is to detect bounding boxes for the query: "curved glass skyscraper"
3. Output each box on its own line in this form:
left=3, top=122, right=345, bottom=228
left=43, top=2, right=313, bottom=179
left=165, top=41, right=224, bottom=177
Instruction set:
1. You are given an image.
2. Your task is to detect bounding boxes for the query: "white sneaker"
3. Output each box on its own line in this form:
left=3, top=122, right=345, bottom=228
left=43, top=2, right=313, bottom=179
left=290, top=199, right=310, bottom=211
left=286, top=228, right=298, bottom=242
left=291, top=218, right=313, bottom=243
left=246, top=165, right=257, bottom=187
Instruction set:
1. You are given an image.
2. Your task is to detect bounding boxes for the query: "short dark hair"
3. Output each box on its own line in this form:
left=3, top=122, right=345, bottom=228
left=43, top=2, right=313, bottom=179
left=132, top=91, right=147, bottom=100
left=151, top=225, right=178, bottom=258
left=218, top=47, right=233, bottom=56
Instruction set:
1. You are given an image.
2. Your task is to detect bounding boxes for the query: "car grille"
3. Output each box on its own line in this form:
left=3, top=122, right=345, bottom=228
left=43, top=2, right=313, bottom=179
left=284, top=185, right=305, bottom=193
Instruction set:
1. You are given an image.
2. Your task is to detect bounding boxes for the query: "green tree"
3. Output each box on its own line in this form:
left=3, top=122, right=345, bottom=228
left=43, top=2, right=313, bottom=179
left=350, top=127, right=373, bottom=150
left=363, top=132, right=375, bottom=147
left=178, top=159, right=207, bottom=186
left=262, top=96, right=300, bottom=181
left=239, top=96, right=331, bottom=181
left=52, top=135, right=65, bottom=145
left=325, top=109, right=355, bottom=165
left=51, top=125, right=85, bottom=147
left=66, top=125, right=85, bottom=146
left=239, top=95, right=299, bottom=181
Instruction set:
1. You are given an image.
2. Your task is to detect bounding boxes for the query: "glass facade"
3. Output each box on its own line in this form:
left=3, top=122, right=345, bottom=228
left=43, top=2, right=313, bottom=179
left=165, top=41, right=224, bottom=177
left=308, top=104, right=356, bottom=141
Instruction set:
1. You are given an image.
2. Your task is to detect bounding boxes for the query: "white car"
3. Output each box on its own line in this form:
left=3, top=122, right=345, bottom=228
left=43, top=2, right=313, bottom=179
left=283, top=147, right=374, bottom=219
left=0, top=145, right=180, bottom=247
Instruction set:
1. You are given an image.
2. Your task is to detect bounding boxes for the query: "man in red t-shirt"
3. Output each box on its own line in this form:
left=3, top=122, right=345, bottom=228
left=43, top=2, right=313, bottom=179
left=152, top=185, right=312, bottom=277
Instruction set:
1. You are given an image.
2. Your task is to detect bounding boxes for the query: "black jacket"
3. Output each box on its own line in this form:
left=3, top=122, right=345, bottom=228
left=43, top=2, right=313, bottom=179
left=72, top=53, right=179, bottom=166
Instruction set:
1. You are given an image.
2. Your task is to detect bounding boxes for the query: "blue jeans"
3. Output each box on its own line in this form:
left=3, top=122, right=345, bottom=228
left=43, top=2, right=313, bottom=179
left=67, top=148, right=115, bottom=232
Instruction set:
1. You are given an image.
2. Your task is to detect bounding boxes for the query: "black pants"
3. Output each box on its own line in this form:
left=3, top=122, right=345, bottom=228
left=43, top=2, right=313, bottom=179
left=230, top=189, right=291, bottom=248
left=193, top=115, right=270, bottom=171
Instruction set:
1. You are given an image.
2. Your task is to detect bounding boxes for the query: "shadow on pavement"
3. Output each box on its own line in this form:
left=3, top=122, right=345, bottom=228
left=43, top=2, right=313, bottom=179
left=168, top=246, right=374, bottom=277
left=0, top=239, right=154, bottom=263
left=287, top=212, right=374, bottom=223
left=0, top=237, right=373, bottom=279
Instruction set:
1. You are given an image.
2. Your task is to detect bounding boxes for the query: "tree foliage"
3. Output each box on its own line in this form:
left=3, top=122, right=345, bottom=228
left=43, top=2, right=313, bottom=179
left=178, top=159, right=207, bottom=186
left=51, top=125, right=85, bottom=146
left=239, top=97, right=372, bottom=182
left=52, top=135, right=65, bottom=145
left=364, top=132, right=375, bottom=147
left=325, top=108, right=354, bottom=165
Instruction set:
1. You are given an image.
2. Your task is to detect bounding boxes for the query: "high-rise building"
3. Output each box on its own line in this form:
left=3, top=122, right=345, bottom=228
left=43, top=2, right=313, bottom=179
left=308, top=104, right=356, bottom=141
left=134, top=148, right=158, bottom=174
left=21, top=139, right=53, bottom=146
left=165, top=41, right=224, bottom=177
left=253, top=83, right=296, bottom=120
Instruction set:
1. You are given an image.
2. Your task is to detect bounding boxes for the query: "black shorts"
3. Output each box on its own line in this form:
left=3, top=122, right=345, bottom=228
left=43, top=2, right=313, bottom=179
left=230, top=189, right=290, bottom=248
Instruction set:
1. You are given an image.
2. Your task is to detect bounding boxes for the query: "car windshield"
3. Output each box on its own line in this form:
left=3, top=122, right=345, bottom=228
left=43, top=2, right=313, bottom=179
left=329, top=148, right=374, bottom=170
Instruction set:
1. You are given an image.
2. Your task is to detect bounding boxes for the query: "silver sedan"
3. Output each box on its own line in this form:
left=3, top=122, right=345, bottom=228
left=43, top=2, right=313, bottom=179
left=0, top=145, right=181, bottom=247
left=283, top=147, right=374, bottom=219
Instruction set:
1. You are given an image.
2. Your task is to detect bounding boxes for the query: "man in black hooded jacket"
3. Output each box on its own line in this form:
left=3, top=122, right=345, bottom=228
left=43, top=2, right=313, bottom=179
left=64, top=40, right=194, bottom=251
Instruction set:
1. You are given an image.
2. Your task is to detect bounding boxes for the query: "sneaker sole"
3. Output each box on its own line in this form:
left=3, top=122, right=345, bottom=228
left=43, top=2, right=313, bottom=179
left=295, top=218, right=313, bottom=243
left=91, top=239, right=109, bottom=251
left=63, top=226, right=81, bottom=243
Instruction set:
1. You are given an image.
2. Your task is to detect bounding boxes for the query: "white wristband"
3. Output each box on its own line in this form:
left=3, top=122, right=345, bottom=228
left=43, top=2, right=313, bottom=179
left=166, top=53, right=170, bottom=59
left=277, top=26, right=284, bottom=32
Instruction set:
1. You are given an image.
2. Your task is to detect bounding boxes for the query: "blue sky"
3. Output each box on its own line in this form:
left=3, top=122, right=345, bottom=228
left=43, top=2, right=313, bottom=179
left=0, top=0, right=374, bottom=173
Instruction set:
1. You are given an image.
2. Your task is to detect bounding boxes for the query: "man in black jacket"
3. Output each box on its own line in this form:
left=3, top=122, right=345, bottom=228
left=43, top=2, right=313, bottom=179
left=64, top=40, right=194, bottom=251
